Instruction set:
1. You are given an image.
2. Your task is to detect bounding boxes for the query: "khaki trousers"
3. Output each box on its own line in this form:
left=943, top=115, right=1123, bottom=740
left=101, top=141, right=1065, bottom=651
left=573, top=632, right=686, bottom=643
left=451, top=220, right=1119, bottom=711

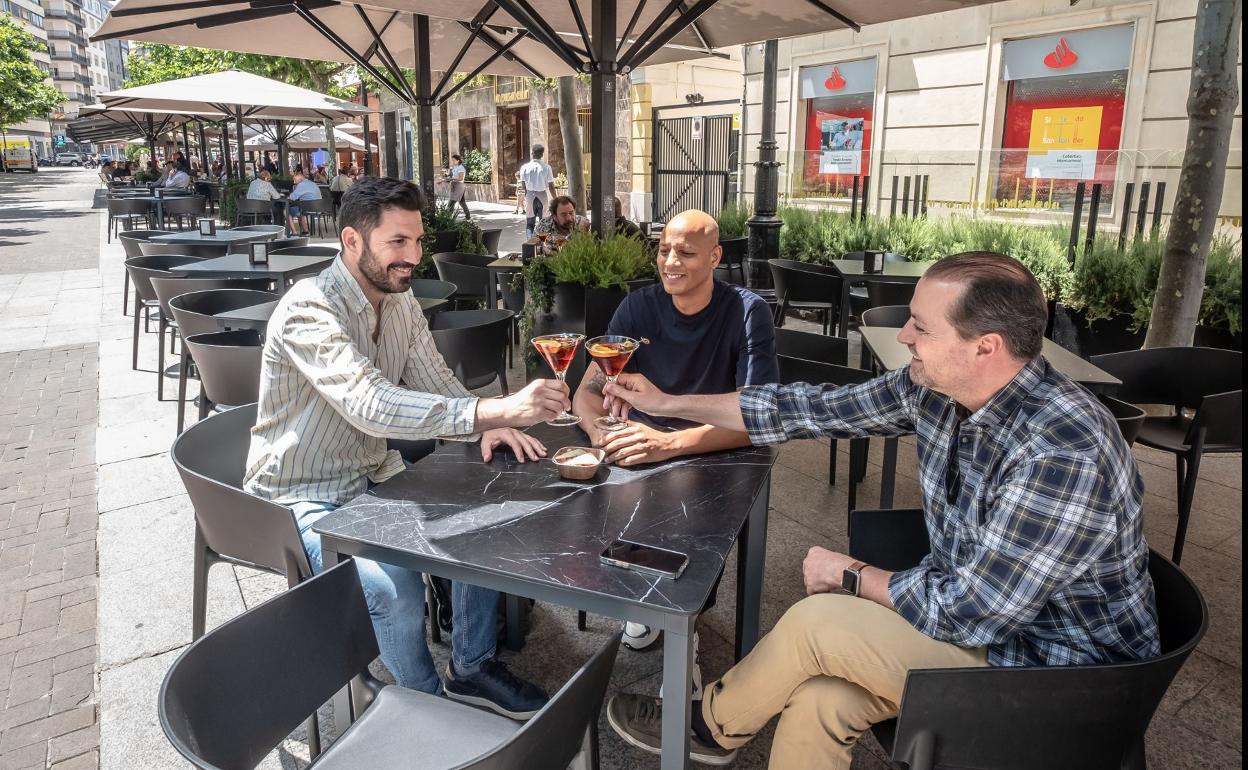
left=701, top=593, right=988, bottom=769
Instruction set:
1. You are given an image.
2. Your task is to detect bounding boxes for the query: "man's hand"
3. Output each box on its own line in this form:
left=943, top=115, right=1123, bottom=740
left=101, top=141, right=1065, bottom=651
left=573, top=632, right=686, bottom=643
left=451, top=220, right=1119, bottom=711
left=596, top=422, right=682, bottom=466
left=602, top=373, right=674, bottom=420
left=480, top=428, right=546, bottom=463
left=802, top=546, right=852, bottom=595
left=477, top=378, right=570, bottom=430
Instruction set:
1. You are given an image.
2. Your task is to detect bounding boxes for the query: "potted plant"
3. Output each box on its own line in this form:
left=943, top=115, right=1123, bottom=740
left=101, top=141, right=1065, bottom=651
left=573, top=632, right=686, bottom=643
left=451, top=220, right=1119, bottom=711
left=1055, top=236, right=1157, bottom=357
left=420, top=205, right=487, bottom=277
left=520, top=232, right=655, bottom=388
left=1193, top=234, right=1241, bottom=349
left=217, top=179, right=251, bottom=224
left=716, top=202, right=753, bottom=285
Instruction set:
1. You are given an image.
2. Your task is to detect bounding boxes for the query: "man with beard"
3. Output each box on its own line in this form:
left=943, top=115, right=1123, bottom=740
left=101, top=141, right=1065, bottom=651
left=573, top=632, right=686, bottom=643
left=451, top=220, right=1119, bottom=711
left=245, top=176, right=570, bottom=718
left=600, top=252, right=1158, bottom=767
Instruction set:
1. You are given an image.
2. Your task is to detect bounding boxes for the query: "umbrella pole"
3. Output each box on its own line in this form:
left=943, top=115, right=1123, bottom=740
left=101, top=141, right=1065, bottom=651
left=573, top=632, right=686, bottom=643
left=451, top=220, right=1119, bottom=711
left=197, top=122, right=209, bottom=174
left=361, top=76, right=373, bottom=176
left=746, top=39, right=782, bottom=271
left=413, top=14, right=436, bottom=208
left=181, top=123, right=191, bottom=164
left=235, top=111, right=247, bottom=180
left=277, top=119, right=288, bottom=176
left=589, top=0, right=616, bottom=237
left=221, top=123, right=232, bottom=178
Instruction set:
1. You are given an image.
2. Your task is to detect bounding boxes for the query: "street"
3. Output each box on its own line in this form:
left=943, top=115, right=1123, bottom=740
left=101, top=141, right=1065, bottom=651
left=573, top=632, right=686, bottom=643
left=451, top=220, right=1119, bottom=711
left=0, top=167, right=103, bottom=275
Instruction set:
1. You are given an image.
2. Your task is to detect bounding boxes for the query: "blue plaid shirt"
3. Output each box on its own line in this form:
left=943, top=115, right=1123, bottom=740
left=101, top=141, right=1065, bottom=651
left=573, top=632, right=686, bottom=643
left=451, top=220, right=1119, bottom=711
left=741, top=357, right=1159, bottom=667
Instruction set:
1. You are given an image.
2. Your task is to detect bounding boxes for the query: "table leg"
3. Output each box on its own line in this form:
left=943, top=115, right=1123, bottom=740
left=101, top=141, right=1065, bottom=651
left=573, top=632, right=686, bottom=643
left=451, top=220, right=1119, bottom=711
left=660, top=614, right=696, bottom=770
left=735, top=477, right=770, bottom=660
left=839, top=280, right=851, bottom=337
left=504, top=593, right=527, bottom=651
left=880, top=437, right=898, bottom=509
left=486, top=273, right=499, bottom=310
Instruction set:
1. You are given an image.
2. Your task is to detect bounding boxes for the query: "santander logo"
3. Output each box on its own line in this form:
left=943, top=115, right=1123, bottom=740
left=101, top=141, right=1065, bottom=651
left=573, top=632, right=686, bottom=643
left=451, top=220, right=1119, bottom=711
left=1043, top=37, right=1079, bottom=69
left=824, top=66, right=847, bottom=91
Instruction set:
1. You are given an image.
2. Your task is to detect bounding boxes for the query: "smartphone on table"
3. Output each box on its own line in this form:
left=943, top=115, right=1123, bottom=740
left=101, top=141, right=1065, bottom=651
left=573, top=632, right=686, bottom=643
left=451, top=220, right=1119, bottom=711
left=600, top=539, right=689, bottom=579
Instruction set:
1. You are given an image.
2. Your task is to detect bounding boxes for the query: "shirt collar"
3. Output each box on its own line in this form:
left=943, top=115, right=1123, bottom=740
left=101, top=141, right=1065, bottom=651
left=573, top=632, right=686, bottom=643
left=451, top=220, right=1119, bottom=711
left=964, top=356, right=1048, bottom=430
left=327, top=256, right=371, bottom=317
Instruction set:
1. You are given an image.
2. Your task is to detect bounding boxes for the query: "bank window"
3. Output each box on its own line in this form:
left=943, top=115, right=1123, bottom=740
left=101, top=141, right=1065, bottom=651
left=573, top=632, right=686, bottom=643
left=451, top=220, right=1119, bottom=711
left=794, top=58, right=876, bottom=200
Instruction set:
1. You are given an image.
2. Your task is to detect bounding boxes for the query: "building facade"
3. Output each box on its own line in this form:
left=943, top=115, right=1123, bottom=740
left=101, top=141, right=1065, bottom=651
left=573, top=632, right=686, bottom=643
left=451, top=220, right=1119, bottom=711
left=4, top=0, right=54, bottom=159
left=38, top=0, right=122, bottom=155
left=739, top=0, right=1243, bottom=225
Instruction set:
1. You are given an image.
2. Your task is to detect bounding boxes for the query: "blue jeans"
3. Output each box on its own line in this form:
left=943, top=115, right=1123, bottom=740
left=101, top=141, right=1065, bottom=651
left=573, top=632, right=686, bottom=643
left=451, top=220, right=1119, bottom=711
left=292, top=501, right=499, bottom=693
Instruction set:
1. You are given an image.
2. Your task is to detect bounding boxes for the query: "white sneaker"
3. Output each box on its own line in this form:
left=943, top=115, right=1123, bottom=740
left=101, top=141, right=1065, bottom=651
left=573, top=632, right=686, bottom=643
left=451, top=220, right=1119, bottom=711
left=659, top=632, right=703, bottom=701
left=622, top=622, right=661, bottom=650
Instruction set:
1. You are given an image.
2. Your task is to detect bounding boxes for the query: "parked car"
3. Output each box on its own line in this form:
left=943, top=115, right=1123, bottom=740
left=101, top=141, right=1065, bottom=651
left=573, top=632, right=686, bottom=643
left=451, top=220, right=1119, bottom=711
left=55, top=152, right=88, bottom=166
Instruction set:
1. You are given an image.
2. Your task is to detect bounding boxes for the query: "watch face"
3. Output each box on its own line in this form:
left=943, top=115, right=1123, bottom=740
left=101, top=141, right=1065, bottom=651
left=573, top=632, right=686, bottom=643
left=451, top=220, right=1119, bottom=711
left=842, top=569, right=860, bottom=596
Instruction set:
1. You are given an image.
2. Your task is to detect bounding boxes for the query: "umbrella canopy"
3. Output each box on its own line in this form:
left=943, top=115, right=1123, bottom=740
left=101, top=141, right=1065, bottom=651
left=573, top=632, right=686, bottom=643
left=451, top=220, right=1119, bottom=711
left=68, top=105, right=224, bottom=144
left=246, top=124, right=375, bottom=152
left=97, top=69, right=369, bottom=121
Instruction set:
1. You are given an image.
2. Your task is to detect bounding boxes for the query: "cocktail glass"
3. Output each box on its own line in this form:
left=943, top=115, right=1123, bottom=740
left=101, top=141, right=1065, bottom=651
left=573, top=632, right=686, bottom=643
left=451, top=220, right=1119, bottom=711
left=586, top=335, right=640, bottom=431
left=531, top=333, right=585, bottom=426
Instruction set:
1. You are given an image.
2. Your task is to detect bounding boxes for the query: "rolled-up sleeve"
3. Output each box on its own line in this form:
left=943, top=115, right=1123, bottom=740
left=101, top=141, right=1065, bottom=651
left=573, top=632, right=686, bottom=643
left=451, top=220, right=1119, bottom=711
left=740, top=366, right=918, bottom=445
left=280, top=299, right=477, bottom=440
left=888, top=450, right=1117, bottom=648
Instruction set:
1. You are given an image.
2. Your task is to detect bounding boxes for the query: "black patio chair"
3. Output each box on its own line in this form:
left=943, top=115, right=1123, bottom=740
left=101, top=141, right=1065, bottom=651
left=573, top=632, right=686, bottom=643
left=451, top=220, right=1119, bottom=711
left=161, top=195, right=207, bottom=230
left=860, top=304, right=911, bottom=329
left=433, top=252, right=494, bottom=308
left=227, top=236, right=310, bottom=255
left=409, top=279, right=457, bottom=300
left=159, top=557, right=619, bottom=769
left=150, top=276, right=270, bottom=402
left=768, top=259, right=843, bottom=335
left=1096, top=393, right=1147, bottom=448
left=234, top=197, right=275, bottom=227
left=840, top=251, right=908, bottom=323
left=138, top=241, right=229, bottom=259
left=124, top=255, right=205, bottom=373
left=429, top=309, right=514, bottom=395
left=107, top=197, right=152, bottom=242
left=270, top=245, right=339, bottom=258
left=775, top=341, right=872, bottom=510
left=481, top=228, right=503, bottom=255
left=168, top=289, right=279, bottom=433
left=716, top=237, right=748, bottom=286
left=182, top=330, right=264, bottom=427
left=168, top=402, right=321, bottom=756
left=297, top=196, right=335, bottom=238
left=847, top=507, right=1207, bottom=770
left=1090, top=347, right=1242, bottom=563
left=498, top=272, right=525, bottom=367
left=866, top=280, right=916, bottom=310
left=118, top=230, right=174, bottom=316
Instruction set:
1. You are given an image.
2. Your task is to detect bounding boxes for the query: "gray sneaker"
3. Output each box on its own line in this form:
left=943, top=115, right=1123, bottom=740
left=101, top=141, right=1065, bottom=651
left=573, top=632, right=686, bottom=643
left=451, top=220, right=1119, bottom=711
left=606, top=692, right=736, bottom=766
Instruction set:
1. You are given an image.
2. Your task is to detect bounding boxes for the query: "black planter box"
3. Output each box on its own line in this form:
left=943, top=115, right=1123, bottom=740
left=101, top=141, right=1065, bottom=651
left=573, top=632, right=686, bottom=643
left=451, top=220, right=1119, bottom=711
left=428, top=230, right=461, bottom=255
left=1193, top=325, right=1243, bottom=351
left=525, top=279, right=655, bottom=389
left=1051, top=303, right=1147, bottom=358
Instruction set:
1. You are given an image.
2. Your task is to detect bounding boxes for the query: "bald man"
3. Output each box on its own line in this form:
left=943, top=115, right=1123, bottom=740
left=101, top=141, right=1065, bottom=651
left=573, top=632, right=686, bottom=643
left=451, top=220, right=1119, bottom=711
left=572, top=208, right=778, bottom=669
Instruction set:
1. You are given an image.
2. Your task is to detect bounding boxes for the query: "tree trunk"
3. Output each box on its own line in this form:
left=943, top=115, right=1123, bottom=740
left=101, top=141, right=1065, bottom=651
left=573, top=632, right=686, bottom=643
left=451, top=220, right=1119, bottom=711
left=1143, top=0, right=1241, bottom=348
left=558, top=76, right=585, bottom=211
left=323, top=118, right=337, bottom=175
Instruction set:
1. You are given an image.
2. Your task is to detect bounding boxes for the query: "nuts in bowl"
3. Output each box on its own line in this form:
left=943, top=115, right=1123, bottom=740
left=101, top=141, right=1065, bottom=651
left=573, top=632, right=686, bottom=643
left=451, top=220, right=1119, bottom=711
left=552, top=446, right=606, bottom=480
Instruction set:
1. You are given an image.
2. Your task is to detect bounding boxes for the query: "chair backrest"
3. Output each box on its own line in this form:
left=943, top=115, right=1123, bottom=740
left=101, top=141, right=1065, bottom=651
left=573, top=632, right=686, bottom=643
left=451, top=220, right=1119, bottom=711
left=1188, top=389, right=1243, bottom=448
left=124, top=255, right=206, bottom=303
left=151, top=276, right=271, bottom=321
left=861, top=304, right=911, bottom=329
left=842, top=250, right=909, bottom=264
left=159, top=560, right=374, bottom=770
left=162, top=195, right=206, bottom=215
left=429, top=309, right=514, bottom=390
left=232, top=223, right=285, bottom=234
left=409, top=278, right=458, bottom=300
left=433, top=252, right=493, bottom=299
left=866, top=280, right=916, bottom=309
left=140, top=240, right=229, bottom=259
left=183, top=331, right=264, bottom=409
left=1090, top=347, right=1242, bottom=410
left=168, top=289, right=280, bottom=338
left=499, top=273, right=524, bottom=314
left=108, top=197, right=151, bottom=217
left=464, top=631, right=623, bottom=770
left=169, top=403, right=313, bottom=579
left=230, top=236, right=309, bottom=255
left=890, top=549, right=1208, bottom=770
left=270, top=245, right=338, bottom=258
left=774, top=328, right=848, bottom=366
left=235, top=198, right=273, bottom=216
left=768, top=259, right=843, bottom=307
left=1095, top=393, right=1147, bottom=447
left=118, top=230, right=175, bottom=259
left=298, top=196, right=333, bottom=214
left=777, top=355, right=871, bottom=390
left=481, top=228, right=503, bottom=254
left=718, top=237, right=748, bottom=267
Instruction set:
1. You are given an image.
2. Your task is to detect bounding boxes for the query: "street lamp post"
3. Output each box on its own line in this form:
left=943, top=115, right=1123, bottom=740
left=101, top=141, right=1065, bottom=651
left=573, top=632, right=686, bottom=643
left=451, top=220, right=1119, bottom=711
left=747, top=39, right=781, bottom=287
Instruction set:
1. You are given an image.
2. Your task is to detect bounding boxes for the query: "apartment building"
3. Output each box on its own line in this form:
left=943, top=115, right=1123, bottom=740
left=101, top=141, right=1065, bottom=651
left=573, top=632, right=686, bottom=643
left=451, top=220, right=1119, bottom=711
left=3, top=0, right=54, bottom=158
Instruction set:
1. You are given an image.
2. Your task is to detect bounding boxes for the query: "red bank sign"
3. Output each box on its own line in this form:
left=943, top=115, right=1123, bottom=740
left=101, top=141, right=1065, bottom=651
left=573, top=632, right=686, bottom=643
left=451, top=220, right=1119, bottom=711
left=799, top=58, right=877, bottom=98
left=1002, top=25, right=1133, bottom=81
left=1043, top=37, right=1079, bottom=69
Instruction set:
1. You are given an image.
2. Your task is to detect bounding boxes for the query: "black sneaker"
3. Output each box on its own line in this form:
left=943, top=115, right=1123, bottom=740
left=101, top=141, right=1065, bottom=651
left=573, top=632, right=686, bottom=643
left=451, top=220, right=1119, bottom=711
left=606, top=692, right=737, bottom=766
left=444, top=659, right=549, bottom=720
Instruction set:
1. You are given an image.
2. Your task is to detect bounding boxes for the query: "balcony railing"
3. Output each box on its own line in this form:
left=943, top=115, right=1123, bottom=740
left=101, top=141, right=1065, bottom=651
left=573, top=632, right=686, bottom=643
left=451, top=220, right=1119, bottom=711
left=45, top=9, right=86, bottom=26
left=46, top=29, right=87, bottom=47
left=50, top=49, right=89, bottom=66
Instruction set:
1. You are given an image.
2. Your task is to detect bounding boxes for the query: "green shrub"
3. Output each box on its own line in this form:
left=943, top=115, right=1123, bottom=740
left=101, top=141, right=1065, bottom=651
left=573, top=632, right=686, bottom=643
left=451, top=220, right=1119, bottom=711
left=1199, top=235, right=1242, bottom=334
left=548, top=232, right=653, bottom=289
left=217, top=179, right=251, bottom=224
left=716, top=203, right=752, bottom=238
left=1066, top=236, right=1160, bottom=328
left=462, top=148, right=491, bottom=183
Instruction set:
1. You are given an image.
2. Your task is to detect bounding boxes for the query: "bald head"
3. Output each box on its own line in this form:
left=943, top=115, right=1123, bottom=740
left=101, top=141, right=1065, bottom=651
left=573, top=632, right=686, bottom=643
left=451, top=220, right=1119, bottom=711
left=664, top=209, right=720, bottom=251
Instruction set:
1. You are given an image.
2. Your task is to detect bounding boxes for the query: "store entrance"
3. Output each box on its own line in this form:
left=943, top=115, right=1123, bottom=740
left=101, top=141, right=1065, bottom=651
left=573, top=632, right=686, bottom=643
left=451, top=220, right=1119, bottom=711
left=498, top=106, right=530, bottom=201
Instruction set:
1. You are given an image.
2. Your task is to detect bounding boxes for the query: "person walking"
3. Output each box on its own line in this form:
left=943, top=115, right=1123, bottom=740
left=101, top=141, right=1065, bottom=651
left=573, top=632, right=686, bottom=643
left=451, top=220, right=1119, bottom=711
left=518, top=144, right=557, bottom=238
left=445, top=153, right=471, bottom=220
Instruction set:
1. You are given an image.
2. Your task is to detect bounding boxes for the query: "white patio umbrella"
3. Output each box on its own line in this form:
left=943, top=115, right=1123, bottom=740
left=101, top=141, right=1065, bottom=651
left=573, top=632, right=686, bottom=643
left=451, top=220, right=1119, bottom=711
left=245, top=125, right=376, bottom=152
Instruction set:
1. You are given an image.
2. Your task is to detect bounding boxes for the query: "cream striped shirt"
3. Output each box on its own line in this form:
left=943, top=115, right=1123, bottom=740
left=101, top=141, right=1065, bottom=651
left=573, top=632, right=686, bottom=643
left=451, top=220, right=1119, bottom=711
left=244, top=257, right=478, bottom=505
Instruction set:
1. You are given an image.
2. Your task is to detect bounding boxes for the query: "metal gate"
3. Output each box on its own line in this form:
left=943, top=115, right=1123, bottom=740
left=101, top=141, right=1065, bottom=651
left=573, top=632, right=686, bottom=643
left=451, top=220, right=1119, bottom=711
left=651, top=113, right=737, bottom=222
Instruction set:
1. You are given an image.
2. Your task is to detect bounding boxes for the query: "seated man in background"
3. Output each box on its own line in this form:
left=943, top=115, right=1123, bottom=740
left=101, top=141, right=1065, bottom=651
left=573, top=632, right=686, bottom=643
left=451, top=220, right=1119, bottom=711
left=534, top=195, right=590, bottom=254
left=246, top=176, right=569, bottom=718
left=162, top=160, right=191, bottom=190
left=286, top=171, right=321, bottom=235
left=613, top=197, right=643, bottom=240
left=572, top=208, right=778, bottom=684
left=602, top=252, right=1159, bottom=768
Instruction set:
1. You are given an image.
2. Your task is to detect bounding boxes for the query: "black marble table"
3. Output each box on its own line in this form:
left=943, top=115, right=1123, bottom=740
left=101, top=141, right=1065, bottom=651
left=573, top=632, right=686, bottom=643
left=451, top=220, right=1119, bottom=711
left=150, top=228, right=280, bottom=247
left=858, top=324, right=1123, bottom=507
left=315, top=421, right=776, bottom=770
left=168, top=254, right=335, bottom=293
left=214, top=300, right=279, bottom=332
left=830, top=258, right=931, bottom=336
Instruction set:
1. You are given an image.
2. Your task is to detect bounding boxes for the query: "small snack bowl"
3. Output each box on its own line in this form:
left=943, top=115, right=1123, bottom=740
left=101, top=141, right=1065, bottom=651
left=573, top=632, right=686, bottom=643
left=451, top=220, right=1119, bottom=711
left=552, top=446, right=606, bottom=480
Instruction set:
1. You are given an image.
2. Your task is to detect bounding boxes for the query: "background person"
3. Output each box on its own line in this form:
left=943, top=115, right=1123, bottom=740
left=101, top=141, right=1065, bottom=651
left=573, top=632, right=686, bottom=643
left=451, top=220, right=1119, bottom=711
left=533, top=195, right=590, bottom=254
left=445, top=153, right=471, bottom=220
left=518, top=144, right=556, bottom=238
left=286, top=171, right=321, bottom=236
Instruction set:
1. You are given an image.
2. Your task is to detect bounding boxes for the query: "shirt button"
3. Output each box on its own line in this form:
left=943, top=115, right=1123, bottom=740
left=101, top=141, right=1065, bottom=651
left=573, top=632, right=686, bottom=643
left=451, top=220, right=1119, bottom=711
left=960, top=437, right=970, bottom=444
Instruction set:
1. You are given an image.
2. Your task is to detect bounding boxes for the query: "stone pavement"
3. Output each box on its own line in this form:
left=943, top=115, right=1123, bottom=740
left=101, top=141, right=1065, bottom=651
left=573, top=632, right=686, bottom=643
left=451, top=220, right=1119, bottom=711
left=1, top=171, right=1242, bottom=769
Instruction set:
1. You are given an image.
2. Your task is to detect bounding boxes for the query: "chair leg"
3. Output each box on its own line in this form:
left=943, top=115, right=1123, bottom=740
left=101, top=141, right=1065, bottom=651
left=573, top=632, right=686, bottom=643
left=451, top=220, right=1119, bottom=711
left=131, top=301, right=141, bottom=370
left=176, top=348, right=189, bottom=435
left=157, top=316, right=167, bottom=400
left=191, top=525, right=209, bottom=640
left=122, top=272, right=130, bottom=317
left=577, top=610, right=587, bottom=631
left=198, top=388, right=211, bottom=421
left=828, top=438, right=838, bottom=485
left=1172, top=442, right=1205, bottom=565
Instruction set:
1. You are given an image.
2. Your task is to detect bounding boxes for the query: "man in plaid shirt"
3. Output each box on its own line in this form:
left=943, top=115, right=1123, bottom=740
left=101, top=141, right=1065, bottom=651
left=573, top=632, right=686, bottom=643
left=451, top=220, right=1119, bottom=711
left=601, top=252, right=1159, bottom=768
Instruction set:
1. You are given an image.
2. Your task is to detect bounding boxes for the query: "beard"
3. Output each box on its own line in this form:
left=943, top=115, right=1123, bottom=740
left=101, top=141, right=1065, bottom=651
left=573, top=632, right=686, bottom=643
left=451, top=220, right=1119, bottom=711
left=358, top=241, right=416, bottom=294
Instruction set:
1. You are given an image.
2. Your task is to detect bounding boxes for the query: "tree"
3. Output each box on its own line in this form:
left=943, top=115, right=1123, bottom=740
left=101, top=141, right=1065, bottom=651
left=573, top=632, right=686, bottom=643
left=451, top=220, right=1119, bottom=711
left=1143, top=0, right=1242, bottom=347
left=0, top=14, right=64, bottom=169
left=557, top=76, right=584, bottom=210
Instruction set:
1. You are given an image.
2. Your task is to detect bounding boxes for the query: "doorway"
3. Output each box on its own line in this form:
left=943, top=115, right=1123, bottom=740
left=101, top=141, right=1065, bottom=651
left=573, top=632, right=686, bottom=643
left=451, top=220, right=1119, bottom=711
left=497, top=106, right=530, bottom=199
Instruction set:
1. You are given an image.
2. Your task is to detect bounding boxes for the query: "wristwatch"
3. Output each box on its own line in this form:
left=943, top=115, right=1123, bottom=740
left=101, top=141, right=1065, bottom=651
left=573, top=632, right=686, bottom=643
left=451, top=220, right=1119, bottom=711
left=841, top=561, right=868, bottom=597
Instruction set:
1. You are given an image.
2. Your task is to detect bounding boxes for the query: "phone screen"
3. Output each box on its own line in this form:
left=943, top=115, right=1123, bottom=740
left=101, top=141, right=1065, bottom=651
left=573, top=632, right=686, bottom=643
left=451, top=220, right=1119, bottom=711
left=600, top=539, right=689, bottom=578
